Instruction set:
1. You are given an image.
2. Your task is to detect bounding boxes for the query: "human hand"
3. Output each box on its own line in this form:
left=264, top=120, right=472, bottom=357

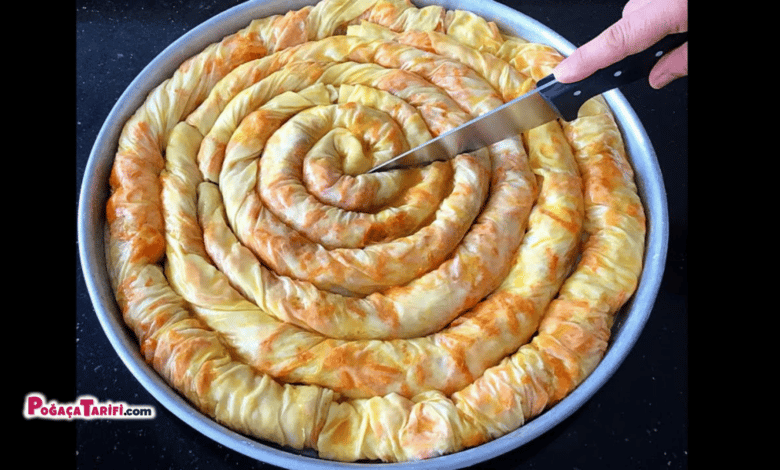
left=553, top=0, right=688, bottom=89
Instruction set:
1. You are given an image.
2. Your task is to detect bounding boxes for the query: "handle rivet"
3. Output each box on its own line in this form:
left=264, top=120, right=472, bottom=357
left=613, top=70, right=622, bottom=77
left=573, top=90, right=581, bottom=96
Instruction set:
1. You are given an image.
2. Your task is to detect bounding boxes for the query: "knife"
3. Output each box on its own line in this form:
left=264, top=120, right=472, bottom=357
left=368, top=32, right=687, bottom=173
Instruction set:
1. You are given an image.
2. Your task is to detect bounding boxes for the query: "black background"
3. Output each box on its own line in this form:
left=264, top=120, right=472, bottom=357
left=66, top=1, right=687, bottom=468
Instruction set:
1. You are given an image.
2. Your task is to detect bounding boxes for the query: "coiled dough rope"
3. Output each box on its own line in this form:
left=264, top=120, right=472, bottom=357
left=105, top=0, right=645, bottom=462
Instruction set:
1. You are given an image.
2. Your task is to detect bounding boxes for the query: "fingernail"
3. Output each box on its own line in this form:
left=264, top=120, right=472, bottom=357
left=649, top=72, right=672, bottom=89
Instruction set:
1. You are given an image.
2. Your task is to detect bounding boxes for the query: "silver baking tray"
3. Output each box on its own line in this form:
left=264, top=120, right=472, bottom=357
left=77, top=0, right=669, bottom=468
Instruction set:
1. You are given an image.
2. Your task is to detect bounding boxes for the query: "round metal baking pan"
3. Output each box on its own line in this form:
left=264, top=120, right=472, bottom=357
left=77, top=0, right=668, bottom=468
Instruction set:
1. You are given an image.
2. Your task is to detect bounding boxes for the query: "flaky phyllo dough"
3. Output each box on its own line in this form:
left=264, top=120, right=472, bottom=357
left=105, top=0, right=646, bottom=462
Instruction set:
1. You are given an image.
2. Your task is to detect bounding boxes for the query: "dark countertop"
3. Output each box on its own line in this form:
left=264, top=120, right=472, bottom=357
left=69, top=1, right=687, bottom=468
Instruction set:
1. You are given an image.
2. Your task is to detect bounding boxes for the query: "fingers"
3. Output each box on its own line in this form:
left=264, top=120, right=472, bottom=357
left=553, top=0, right=688, bottom=86
left=649, top=42, right=688, bottom=88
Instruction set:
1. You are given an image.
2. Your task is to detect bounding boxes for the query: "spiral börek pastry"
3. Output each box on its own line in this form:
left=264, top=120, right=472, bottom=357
left=105, top=0, right=646, bottom=462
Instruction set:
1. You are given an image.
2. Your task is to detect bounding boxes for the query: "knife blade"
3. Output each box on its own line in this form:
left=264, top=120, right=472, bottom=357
left=368, top=32, right=687, bottom=173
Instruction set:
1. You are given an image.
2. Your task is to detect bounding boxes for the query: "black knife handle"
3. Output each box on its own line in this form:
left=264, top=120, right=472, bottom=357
left=537, top=32, right=688, bottom=121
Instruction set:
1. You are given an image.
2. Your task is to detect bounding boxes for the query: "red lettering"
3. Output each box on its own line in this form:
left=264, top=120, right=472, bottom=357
left=80, top=398, right=94, bottom=417
left=27, top=395, right=43, bottom=416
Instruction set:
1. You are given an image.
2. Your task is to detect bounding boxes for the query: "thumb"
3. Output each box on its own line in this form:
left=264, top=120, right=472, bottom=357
left=649, top=42, right=688, bottom=88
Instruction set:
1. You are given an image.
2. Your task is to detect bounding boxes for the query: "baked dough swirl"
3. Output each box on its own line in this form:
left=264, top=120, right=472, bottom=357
left=105, top=0, right=646, bottom=462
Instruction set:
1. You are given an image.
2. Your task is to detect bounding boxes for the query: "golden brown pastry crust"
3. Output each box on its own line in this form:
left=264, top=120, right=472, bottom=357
left=105, top=0, right=646, bottom=462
